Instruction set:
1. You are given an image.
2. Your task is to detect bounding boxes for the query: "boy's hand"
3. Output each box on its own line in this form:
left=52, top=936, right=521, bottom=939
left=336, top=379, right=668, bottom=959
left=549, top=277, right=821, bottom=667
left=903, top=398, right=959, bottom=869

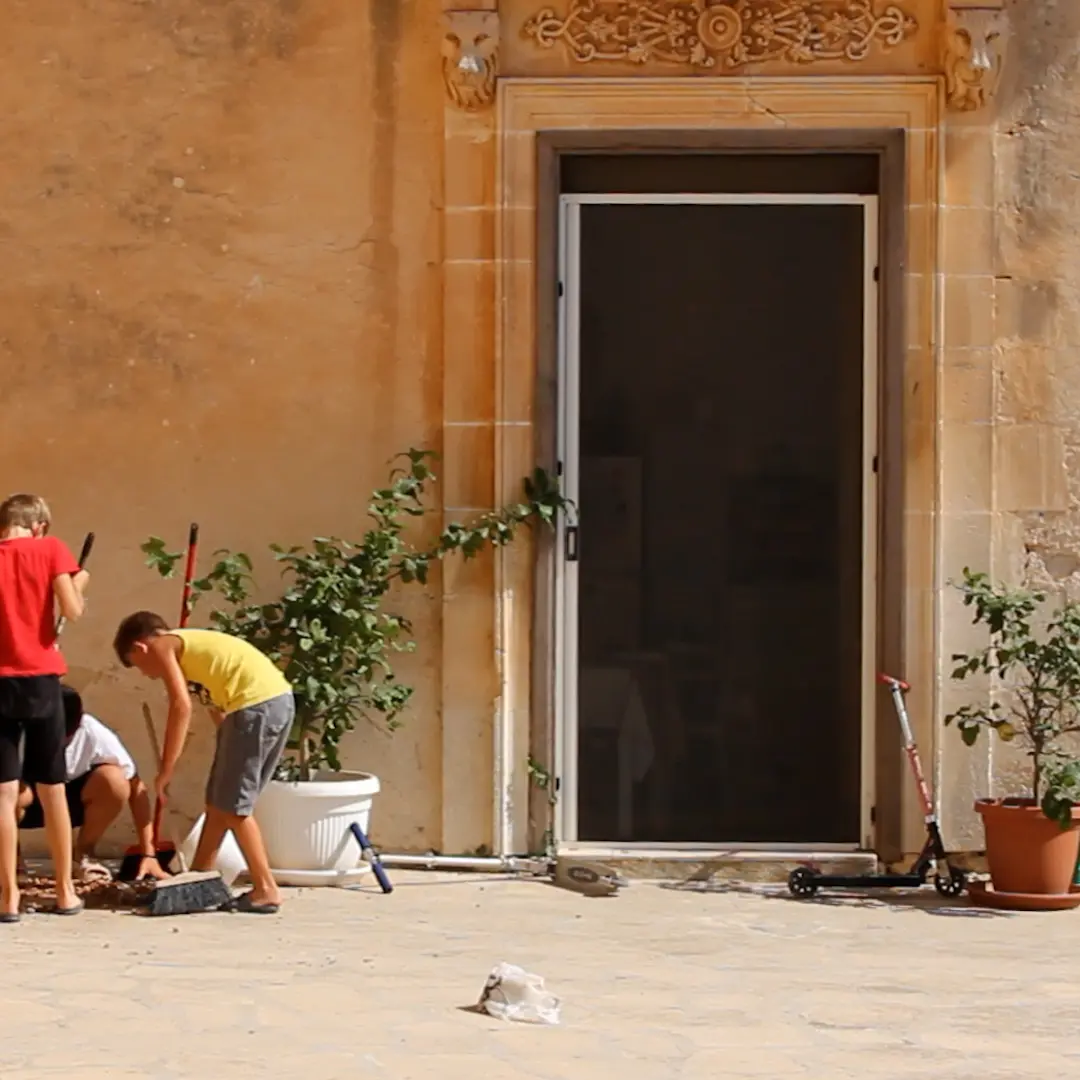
left=154, top=769, right=172, bottom=804
left=135, top=855, right=171, bottom=881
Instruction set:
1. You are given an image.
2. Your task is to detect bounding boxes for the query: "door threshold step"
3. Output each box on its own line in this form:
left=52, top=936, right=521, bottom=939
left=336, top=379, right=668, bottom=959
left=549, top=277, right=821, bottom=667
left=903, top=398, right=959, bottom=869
left=558, top=848, right=878, bottom=883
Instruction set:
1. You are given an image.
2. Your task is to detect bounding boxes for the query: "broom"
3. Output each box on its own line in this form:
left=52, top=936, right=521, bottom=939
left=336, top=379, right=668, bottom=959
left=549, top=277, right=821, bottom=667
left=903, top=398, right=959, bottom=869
left=140, top=701, right=233, bottom=914
left=55, top=531, right=95, bottom=636
left=178, top=522, right=199, bottom=629
left=141, top=521, right=231, bottom=915
left=119, top=525, right=200, bottom=880
left=349, top=822, right=393, bottom=894
left=115, top=705, right=176, bottom=881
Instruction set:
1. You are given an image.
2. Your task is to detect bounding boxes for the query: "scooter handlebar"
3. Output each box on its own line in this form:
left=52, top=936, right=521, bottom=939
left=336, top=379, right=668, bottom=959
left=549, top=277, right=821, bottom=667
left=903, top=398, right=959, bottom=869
left=877, top=672, right=910, bottom=691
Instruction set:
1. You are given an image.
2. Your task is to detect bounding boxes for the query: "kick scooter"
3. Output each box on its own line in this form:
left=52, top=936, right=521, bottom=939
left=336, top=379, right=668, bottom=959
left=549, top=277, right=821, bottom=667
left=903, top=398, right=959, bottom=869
left=787, top=673, right=966, bottom=899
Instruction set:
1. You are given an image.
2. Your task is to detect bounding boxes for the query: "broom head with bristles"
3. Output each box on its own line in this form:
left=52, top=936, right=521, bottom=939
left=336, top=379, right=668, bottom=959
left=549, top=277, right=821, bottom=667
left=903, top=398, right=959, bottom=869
left=142, top=870, right=232, bottom=916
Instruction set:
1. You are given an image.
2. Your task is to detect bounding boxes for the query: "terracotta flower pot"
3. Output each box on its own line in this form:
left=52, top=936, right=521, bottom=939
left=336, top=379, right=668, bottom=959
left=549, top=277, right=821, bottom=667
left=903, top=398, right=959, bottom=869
left=976, top=798, right=1080, bottom=895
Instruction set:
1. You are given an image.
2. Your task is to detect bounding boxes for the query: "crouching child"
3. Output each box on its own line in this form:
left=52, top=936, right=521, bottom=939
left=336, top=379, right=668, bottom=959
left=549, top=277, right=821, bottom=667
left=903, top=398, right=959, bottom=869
left=17, top=686, right=166, bottom=883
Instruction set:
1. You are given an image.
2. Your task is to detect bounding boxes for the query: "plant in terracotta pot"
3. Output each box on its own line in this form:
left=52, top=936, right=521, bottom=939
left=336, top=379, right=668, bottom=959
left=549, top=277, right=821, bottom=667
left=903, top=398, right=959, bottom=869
left=947, top=569, right=1080, bottom=897
left=142, top=449, right=568, bottom=876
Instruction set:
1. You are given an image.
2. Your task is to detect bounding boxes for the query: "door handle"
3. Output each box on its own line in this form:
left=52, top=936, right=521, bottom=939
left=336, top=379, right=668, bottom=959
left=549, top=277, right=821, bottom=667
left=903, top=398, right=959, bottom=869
left=565, top=525, right=579, bottom=563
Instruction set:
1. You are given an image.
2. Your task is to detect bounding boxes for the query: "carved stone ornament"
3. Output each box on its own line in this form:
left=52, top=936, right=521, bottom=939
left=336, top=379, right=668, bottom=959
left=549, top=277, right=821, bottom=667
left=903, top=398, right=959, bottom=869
left=522, top=0, right=918, bottom=70
left=943, top=4, right=1006, bottom=112
left=442, top=11, right=499, bottom=111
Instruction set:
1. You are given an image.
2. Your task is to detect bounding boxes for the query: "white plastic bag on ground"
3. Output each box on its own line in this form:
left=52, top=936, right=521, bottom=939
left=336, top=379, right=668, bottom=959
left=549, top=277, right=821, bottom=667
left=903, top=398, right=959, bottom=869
left=478, top=962, right=561, bottom=1025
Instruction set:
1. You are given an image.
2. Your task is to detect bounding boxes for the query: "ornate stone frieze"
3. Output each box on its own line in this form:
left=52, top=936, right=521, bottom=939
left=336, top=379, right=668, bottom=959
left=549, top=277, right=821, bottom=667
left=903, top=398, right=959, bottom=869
left=521, top=0, right=918, bottom=70
left=443, top=10, right=499, bottom=111
left=943, top=4, right=1007, bottom=112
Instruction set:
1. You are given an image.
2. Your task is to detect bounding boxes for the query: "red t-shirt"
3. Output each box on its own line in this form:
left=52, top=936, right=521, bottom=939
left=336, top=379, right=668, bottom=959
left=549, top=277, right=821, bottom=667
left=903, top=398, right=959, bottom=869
left=0, top=535, right=80, bottom=677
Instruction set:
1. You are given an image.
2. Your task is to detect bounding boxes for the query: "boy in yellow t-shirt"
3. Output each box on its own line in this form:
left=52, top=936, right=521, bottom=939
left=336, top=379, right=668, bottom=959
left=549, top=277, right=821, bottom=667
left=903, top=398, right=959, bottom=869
left=113, top=611, right=294, bottom=913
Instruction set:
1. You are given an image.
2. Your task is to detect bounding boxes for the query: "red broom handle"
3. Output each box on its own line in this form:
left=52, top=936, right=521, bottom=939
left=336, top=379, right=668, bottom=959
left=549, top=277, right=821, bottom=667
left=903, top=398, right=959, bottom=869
left=142, top=703, right=166, bottom=846
left=148, top=523, right=198, bottom=846
left=179, top=523, right=199, bottom=629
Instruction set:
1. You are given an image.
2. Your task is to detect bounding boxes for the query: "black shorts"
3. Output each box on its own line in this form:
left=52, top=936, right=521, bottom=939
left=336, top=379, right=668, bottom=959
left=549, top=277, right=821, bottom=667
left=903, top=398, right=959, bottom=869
left=0, top=675, right=66, bottom=786
left=19, top=767, right=95, bottom=830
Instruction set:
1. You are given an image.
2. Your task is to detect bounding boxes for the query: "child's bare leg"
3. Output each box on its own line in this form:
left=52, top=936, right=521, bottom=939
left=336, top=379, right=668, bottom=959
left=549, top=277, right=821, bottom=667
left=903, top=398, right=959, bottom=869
left=0, top=780, right=20, bottom=916
left=15, top=784, right=34, bottom=879
left=191, top=805, right=229, bottom=872
left=193, top=806, right=279, bottom=906
left=127, top=776, right=168, bottom=880
left=75, top=765, right=129, bottom=861
left=229, top=814, right=280, bottom=906
left=35, top=783, right=77, bottom=909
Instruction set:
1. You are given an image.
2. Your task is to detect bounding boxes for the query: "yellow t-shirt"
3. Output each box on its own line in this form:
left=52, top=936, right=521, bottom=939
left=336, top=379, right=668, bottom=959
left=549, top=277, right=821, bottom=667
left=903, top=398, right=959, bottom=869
left=171, top=628, right=291, bottom=715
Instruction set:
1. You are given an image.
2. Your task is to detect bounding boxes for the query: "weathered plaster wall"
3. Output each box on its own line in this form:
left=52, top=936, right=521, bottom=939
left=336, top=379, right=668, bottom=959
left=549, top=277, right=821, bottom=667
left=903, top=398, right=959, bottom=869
left=939, top=0, right=1080, bottom=846
left=1, top=0, right=448, bottom=853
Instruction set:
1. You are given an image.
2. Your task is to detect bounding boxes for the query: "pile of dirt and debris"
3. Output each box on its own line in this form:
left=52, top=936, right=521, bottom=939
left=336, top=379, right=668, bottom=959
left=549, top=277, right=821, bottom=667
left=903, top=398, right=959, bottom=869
left=19, top=873, right=155, bottom=913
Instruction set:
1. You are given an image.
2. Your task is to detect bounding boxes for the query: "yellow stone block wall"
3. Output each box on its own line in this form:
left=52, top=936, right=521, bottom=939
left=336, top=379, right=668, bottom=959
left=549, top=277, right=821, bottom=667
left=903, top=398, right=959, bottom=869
left=6, top=0, right=452, bottom=855
left=938, top=0, right=1080, bottom=846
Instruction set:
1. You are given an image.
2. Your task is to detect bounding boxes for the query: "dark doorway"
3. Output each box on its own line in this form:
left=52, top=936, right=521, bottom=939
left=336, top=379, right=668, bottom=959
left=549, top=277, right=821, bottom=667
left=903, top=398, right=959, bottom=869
left=566, top=194, right=871, bottom=845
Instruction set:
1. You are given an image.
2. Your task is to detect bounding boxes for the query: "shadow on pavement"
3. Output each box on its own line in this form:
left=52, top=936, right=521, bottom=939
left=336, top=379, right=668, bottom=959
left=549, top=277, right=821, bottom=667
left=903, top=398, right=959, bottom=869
left=658, top=879, right=1013, bottom=918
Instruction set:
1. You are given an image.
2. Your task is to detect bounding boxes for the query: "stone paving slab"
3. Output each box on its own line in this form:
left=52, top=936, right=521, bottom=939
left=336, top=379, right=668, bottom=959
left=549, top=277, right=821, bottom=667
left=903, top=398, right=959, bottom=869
left=1, top=872, right=1075, bottom=1078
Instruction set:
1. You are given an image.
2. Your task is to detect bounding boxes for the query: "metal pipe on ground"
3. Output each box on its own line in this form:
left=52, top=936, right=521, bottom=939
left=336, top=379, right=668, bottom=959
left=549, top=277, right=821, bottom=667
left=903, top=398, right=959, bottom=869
left=378, top=851, right=876, bottom=872
left=377, top=853, right=543, bottom=873
left=377, top=853, right=628, bottom=897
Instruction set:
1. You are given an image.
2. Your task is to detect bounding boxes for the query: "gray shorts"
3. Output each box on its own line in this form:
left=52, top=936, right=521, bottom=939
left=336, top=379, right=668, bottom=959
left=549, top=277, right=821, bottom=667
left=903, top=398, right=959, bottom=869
left=205, top=693, right=294, bottom=816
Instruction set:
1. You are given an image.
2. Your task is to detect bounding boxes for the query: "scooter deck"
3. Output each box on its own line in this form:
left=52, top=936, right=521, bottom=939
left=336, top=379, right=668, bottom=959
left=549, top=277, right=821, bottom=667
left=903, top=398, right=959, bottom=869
left=798, top=873, right=926, bottom=889
left=788, top=857, right=966, bottom=898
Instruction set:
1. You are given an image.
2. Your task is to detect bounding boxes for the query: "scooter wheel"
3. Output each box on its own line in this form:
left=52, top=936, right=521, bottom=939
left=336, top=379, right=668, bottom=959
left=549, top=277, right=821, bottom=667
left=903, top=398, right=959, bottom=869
left=933, top=868, right=966, bottom=898
left=788, top=866, right=820, bottom=898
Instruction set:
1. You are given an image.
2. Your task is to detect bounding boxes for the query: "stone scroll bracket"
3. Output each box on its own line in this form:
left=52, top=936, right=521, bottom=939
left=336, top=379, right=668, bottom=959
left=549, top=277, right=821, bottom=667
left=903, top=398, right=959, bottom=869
left=943, top=0, right=1008, bottom=113
left=442, top=10, right=500, bottom=111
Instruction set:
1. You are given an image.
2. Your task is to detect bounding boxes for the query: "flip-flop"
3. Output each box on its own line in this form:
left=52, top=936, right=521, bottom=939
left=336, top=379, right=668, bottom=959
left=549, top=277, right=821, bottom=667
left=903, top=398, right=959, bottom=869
left=51, top=901, right=84, bottom=916
left=74, top=857, right=112, bottom=883
left=0, top=912, right=20, bottom=924
left=219, top=892, right=280, bottom=915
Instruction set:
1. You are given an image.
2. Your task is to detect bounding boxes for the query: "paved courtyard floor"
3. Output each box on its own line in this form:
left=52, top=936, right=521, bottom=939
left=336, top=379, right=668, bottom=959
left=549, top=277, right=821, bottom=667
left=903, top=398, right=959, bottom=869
left=1, top=870, right=1075, bottom=1078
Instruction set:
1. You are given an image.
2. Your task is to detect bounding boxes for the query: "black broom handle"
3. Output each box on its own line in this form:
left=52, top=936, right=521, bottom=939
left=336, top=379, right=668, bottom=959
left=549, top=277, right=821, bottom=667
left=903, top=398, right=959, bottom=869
left=55, top=531, right=95, bottom=637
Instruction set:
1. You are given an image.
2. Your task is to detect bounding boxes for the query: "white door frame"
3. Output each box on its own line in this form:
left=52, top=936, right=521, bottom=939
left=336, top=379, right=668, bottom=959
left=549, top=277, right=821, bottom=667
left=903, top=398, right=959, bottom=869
left=554, top=192, right=880, bottom=852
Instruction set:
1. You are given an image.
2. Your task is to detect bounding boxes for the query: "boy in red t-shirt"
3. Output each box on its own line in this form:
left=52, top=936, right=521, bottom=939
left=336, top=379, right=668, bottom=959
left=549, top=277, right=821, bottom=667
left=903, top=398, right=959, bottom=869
left=0, top=494, right=89, bottom=922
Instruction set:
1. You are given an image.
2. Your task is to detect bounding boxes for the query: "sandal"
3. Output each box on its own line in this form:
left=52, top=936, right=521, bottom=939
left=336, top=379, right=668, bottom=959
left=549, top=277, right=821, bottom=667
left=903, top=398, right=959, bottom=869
left=52, top=901, right=84, bottom=916
left=0, top=912, right=20, bottom=924
left=219, top=891, right=280, bottom=915
left=74, top=857, right=112, bottom=883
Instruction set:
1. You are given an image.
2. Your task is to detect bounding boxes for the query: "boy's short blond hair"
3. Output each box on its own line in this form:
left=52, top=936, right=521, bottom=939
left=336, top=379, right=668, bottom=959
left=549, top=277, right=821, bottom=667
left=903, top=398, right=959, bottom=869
left=0, top=493, right=51, bottom=530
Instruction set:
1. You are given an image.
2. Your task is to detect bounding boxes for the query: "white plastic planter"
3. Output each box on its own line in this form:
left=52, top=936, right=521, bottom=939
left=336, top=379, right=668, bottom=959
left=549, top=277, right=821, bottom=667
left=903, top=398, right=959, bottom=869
left=256, top=770, right=381, bottom=874
left=175, top=813, right=248, bottom=887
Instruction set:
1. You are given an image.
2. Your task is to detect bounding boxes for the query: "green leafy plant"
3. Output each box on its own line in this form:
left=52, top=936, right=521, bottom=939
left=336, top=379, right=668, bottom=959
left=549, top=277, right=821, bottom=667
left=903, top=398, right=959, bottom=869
left=946, top=568, right=1080, bottom=828
left=527, top=753, right=558, bottom=856
left=143, top=449, right=570, bottom=781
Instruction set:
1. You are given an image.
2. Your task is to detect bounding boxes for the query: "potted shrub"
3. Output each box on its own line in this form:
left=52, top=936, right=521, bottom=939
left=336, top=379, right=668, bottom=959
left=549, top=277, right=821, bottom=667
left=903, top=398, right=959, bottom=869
left=947, top=569, right=1080, bottom=896
left=144, top=449, right=567, bottom=874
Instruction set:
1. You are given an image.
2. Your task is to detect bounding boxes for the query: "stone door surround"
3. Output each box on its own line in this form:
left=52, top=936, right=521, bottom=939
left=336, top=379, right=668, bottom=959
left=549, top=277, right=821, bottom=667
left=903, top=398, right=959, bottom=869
left=437, top=0, right=1003, bottom=858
